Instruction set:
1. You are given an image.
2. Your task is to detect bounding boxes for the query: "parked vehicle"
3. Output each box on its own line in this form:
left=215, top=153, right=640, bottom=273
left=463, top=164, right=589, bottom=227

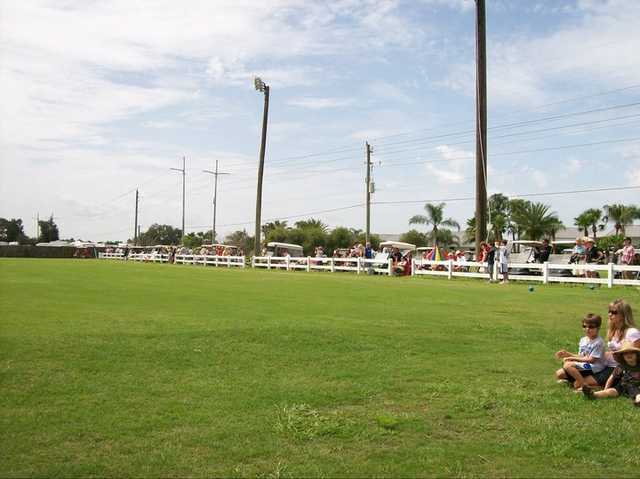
left=509, top=240, right=541, bottom=276
left=380, top=241, right=416, bottom=255
left=266, top=242, right=304, bottom=257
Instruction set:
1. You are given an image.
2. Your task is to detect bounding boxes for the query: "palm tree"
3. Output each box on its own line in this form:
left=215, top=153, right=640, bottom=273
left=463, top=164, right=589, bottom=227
left=516, top=202, right=561, bottom=240
left=546, top=217, right=565, bottom=241
left=507, top=198, right=529, bottom=241
left=574, top=213, right=591, bottom=237
left=603, top=204, right=638, bottom=236
left=574, top=208, right=605, bottom=239
left=261, top=220, right=288, bottom=237
left=464, top=217, right=476, bottom=243
left=489, top=193, right=509, bottom=240
left=435, top=229, right=460, bottom=250
left=409, top=202, right=460, bottom=247
left=294, top=218, right=328, bottom=232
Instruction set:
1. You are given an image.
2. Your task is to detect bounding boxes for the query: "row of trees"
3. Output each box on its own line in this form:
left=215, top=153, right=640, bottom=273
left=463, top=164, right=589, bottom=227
left=133, top=220, right=381, bottom=256
left=3, top=199, right=638, bottom=252
left=399, top=198, right=639, bottom=248
left=0, top=216, right=59, bottom=244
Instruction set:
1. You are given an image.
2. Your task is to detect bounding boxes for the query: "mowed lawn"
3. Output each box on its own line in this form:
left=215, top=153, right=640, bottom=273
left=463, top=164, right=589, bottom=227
left=1, top=259, right=639, bottom=477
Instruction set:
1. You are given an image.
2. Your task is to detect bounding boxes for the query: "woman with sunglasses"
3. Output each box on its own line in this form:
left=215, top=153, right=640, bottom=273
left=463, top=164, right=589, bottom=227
left=600, top=300, right=640, bottom=384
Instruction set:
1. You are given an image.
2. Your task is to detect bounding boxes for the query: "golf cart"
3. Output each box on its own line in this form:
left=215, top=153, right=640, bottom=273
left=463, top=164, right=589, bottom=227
left=549, top=241, right=577, bottom=277
left=509, top=240, right=542, bottom=276
left=266, top=242, right=304, bottom=257
left=380, top=241, right=416, bottom=275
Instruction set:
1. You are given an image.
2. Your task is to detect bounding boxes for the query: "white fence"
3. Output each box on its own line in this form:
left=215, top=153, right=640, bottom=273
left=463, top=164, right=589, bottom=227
left=252, top=256, right=393, bottom=275
left=129, top=252, right=170, bottom=263
left=174, top=254, right=245, bottom=268
left=98, top=251, right=640, bottom=287
left=98, top=252, right=125, bottom=260
left=412, top=259, right=640, bottom=288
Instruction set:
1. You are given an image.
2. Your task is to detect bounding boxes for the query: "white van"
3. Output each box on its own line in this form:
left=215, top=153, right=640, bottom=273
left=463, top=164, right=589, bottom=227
left=266, top=242, right=304, bottom=257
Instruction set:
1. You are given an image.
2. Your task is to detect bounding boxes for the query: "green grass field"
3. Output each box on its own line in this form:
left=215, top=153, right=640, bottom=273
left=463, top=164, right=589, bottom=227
left=1, top=259, right=639, bottom=477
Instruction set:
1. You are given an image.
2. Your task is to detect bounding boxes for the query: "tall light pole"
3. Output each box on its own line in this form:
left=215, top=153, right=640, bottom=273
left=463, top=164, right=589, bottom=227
left=474, top=0, right=488, bottom=256
left=170, top=156, right=186, bottom=245
left=203, top=160, right=230, bottom=244
left=253, top=76, right=270, bottom=257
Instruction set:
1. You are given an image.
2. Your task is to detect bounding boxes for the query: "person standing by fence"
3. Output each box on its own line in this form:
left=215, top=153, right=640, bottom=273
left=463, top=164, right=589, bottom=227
left=485, top=242, right=496, bottom=283
left=498, top=239, right=510, bottom=284
left=620, top=237, right=636, bottom=280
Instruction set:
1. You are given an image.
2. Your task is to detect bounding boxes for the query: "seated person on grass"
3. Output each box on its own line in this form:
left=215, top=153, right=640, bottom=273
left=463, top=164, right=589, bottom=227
left=583, top=341, right=640, bottom=406
left=555, top=313, right=606, bottom=390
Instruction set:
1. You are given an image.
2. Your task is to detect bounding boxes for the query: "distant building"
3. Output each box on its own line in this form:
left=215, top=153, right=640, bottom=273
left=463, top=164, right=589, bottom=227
left=378, top=233, right=401, bottom=242
left=553, top=227, right=584, bottom=243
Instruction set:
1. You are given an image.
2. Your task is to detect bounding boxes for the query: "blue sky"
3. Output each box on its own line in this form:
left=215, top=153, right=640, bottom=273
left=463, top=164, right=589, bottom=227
left=1, top=0, right=639, bottom=241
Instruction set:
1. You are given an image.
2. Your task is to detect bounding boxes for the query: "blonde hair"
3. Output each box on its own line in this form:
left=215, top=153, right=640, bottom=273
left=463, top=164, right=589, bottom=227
left=607, top=299, right=636, bottom=342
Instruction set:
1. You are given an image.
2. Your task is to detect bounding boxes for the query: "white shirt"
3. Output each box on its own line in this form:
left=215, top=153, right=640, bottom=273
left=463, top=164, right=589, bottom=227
left=606, top=327, right=640, bottom=367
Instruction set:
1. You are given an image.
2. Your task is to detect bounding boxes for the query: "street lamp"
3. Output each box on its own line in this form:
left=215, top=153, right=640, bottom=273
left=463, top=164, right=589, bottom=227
left=203, top=160, right=230, bottom=244
left=253, top=76, right=270, bottom=257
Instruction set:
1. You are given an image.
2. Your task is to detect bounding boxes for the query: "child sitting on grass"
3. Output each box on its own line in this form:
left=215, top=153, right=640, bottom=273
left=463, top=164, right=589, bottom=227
left=555, top=313, right=605, bottom=390
left=583, top=341, right=640, bottom=406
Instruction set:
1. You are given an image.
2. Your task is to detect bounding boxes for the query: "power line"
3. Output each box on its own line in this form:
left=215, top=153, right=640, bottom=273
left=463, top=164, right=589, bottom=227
left=375, top=136, right=640, bottom=168
left=372, top=185, right=640, bottom=205
left=374, top=100, right=640, bottom=153
left=183, top=185, right=639, bottom=233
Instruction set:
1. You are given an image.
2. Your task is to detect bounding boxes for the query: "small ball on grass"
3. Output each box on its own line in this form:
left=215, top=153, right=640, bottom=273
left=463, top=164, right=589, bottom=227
left=528, top=285, right=535, bottom=292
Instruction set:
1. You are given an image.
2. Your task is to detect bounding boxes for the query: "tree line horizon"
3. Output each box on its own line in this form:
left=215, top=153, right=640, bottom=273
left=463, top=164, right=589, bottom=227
left=1, top=196, right=638, bottom=256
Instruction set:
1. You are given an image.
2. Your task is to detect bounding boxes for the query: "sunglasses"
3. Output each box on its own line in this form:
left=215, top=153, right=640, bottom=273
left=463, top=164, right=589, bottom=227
left=582, top=325, right=598, bottom=329
left=608, top=309, right=619, bottom=314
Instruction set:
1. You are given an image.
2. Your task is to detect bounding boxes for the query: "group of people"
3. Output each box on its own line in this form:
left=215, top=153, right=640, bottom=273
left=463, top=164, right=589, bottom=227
left=328, top=242, right=375, bottom=259
left=555, top=298, right=640, bottom=406
left=105, top=245, right=243, bottom=263
left=478, top=240, right=512, bottom=283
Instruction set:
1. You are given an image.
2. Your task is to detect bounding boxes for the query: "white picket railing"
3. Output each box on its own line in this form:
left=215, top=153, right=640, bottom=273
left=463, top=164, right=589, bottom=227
left=174, top=254, right=245, bottom=268
left=251, top=256, right=393, bottom=275
left=128, top=253, right=170, bottom=263
left=412, top=259, right=640, bottom=288
left=98, top=252, right=125, bottom=259
left=97, top=250, right=639, bottom=287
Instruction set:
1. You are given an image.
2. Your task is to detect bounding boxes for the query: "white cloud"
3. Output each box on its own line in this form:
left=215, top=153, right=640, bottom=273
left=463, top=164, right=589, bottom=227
left=419, top=0, right=474, bottom=12
left=567, top=158, right=583, bottom=174
left=366, top=81, right=413, bottom=104
left=287, top=97, right=354, bottom=109
left=424, top=144, right=473, bottom=185
left=439, top=1, right=640, bottom=108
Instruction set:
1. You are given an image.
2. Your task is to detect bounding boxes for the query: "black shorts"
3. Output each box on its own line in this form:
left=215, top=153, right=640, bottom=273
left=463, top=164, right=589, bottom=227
left=565, top=368, right=594, bottom=382
left=594, top=367, right=614, bottom=387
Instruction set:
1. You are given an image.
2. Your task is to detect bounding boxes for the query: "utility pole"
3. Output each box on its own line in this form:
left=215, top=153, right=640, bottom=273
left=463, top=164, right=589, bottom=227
left=170, top=157, right=186, bottom=245
left=134, top=189, right=139, bottom=245
left=254, top=77, right=270, bottom=257
left=36, top=212, right=39, bottom=241
left=365, top=142, right=373, bottom=244
left=203, top=160, right=231, bottom=244
left=474, top=0, right=488, bottom=256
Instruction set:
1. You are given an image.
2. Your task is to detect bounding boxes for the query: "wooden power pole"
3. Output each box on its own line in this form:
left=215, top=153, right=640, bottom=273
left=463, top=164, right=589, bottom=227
left=134, top=189, right=139, bottom=245
left=474, top=0, right=488, bottom=256
left=170, top=157, right=186, bottom=245
left=365, top=142, right=372, bottom=244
